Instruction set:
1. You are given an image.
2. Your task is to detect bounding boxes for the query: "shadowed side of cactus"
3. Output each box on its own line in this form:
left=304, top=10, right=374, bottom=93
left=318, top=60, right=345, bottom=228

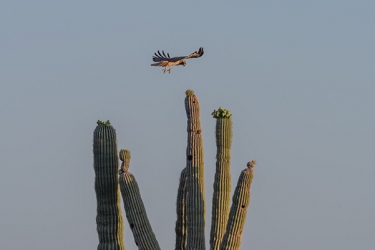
left=184, top=89, right=206, bottom=250
left=93, top=122, right=125, bottom=250
left=118, top=149, right=161, bottom=250
left=175, top=167, right=188, bottom=250
left=220, top=160, right=256, bottom=250
left=210, top=108, right=233, bottom=250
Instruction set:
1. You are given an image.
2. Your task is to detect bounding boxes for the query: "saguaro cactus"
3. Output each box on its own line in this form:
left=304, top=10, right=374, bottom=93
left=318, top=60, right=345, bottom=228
left=118, top=149, right=161, bottom=250
left=220, top=160, right=256, bottom=250
left=210, top=107, right=233, bottom=250
left=93, top=120, right=125, bottom=250
left=184, top=89, right=206, bottom=250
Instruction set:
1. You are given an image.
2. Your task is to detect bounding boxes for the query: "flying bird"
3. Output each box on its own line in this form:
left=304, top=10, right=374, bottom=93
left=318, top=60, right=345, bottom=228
left=151, top=47, right=204, bottom=73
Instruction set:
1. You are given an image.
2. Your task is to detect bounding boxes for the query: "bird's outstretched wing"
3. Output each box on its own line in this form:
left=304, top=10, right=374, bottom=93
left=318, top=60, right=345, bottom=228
left=152, top=47, right=204, bottom=62
left=185, top=47, right=204, bottom=59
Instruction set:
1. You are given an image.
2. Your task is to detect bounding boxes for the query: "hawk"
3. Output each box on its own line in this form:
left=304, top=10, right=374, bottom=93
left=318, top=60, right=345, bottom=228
left=151, top=47, right=204, bottom=73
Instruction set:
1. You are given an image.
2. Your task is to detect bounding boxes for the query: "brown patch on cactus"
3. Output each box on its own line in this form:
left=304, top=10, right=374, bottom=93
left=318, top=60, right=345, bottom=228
left=119, top=149, right=131, bottom=161
left=247, top=160, right=257, bottom=168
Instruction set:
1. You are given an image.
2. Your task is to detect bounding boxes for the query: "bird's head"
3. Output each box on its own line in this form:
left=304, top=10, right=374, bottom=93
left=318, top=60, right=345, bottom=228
left=179, top=60, right=186, bottom=67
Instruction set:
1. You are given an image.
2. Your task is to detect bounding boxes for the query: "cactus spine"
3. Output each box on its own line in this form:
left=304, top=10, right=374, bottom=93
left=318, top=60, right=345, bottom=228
left=118, top=149, right=161, bottom=250
left=210, top=108, right=233, bottom=250
left=220, top=161, right=256, bottom=250
left=93, top=121, right=125, bottom=250
left=175, top=168, right=188, bottom=250
left=184, top=89, right=206, bottom=250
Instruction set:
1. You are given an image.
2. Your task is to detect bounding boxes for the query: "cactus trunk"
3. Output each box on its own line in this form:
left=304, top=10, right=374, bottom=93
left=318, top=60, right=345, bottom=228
left=93, top=124, right=125, bottom=250
left=210, top=117, right=232, bottom=250
left=118, top=149, right=161, bottom=250
left=184, top=90, right=206, bottom=250
left=220, top=161, right=256, bottom=250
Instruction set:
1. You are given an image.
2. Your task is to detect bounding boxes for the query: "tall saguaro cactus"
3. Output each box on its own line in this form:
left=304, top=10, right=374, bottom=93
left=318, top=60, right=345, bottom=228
left=184, top=89, right=206, bottom=250
left=93, top=121, right=125, bottom=250
left=210, top=107, right=233, bottom=250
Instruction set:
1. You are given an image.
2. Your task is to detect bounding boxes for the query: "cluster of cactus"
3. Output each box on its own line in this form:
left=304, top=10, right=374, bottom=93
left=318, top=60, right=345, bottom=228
left=92, top=90, right=256, bottom=250
left=211, top=107, right=232, bottom=119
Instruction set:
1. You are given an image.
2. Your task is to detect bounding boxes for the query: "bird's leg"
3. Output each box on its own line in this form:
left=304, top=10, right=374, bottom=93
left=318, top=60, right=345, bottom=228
left=168, top=67, right=172, bottom=74
left=163, top=67, right=166, bottom=73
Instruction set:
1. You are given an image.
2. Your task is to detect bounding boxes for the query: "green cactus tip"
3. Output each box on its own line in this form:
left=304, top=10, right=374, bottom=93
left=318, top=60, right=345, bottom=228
left=185, top=89, right=194, bottom=96
left=97, top=120, right=111, bottom=126
left=211, top=107, right=233, bottom=119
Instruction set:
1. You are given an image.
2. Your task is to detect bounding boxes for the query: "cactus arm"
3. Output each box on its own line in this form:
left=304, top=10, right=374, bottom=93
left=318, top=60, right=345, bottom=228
left=184, top=89, right=206, bottom=250
left=210, top=115, right=233, bottom=250
left=220, top=161, right=256, bottom=250
left=118, top=149, right=161, bottom=250
left=175, top=167, right=188, bottom=250
left=93, top=123, right=125, bottom=250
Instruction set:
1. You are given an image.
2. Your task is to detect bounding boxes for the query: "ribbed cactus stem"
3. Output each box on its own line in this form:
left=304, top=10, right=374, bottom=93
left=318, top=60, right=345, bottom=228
left=118, top=149, right=161, bottom=250
left=220, top=160, right=256, bottom=250
left=93, top=123, right=125, bottom=250
left=175, top=167, right=188, bottom=250
left=210, top=117, right=232, bottom=250
left=184, top=89, right=206, bottom=250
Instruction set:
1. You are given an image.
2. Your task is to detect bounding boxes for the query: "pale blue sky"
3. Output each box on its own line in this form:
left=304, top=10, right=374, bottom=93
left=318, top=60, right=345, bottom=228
left=1, top=1, right=374, bottom=249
